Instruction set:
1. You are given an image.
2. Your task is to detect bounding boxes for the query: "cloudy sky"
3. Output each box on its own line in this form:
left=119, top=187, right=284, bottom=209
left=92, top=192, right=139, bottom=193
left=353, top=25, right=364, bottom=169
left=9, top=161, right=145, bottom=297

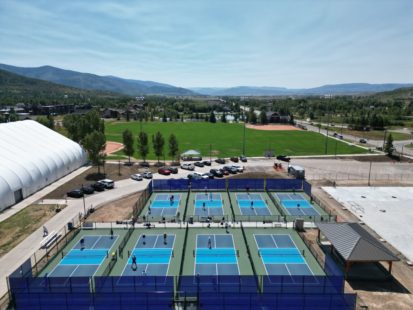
left=0, top=0, right=412, bottom=88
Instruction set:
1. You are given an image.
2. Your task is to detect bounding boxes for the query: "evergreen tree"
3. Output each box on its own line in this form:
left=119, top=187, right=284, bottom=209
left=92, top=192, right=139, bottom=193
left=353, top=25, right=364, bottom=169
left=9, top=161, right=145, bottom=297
left=168, top=134, right=179, bottom=162
left=137, top=131, right=149, bottom=163
left=221, top=112, right=227, bottom=123
left=152, top=131, right=165, bottom=163
left=122, top=129, right=134, bottom=164
left=259, top=111, right=268, bottom=124
left=384, top=133, right=394, bottom=156
left=209, top=111, right=216, bottom=123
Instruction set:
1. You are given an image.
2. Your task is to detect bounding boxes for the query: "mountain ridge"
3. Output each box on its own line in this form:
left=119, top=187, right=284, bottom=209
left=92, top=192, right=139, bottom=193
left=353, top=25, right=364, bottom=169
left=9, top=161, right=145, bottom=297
left=0, top=64, right=196, bottom=96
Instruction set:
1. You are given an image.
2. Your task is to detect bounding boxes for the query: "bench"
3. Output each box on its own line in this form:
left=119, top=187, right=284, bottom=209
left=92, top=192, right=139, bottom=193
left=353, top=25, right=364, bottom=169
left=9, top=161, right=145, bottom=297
left=40, top=231, right=58, bottom=249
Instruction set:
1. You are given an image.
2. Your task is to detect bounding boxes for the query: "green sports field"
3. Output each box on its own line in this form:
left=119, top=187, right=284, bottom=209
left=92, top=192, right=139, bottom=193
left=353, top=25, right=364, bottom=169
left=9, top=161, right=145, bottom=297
left=105, top=121, right=367, bottom=159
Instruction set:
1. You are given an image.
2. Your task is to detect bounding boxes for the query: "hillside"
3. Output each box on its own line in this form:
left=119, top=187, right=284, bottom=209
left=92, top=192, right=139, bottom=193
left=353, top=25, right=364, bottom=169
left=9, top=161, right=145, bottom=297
left=373, top=86, right=413, bottom=100
left=190, top=83, right=413, bottom=96
left=0, top=69, right=127, bottom=105
left=0, top=64, right=196, bottom=96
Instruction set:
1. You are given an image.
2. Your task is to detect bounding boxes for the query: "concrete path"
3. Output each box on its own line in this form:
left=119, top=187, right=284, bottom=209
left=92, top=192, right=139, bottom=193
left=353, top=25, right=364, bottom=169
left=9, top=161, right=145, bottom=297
left=0, top=177, right=149, bottom=297
left=0, top=166, right=91, bottom=223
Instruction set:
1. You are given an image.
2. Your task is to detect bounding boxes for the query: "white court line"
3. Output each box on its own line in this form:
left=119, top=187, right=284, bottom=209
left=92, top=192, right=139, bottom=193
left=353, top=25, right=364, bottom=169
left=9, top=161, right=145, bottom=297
left=90, top=236, right=102, bottom=249
left=229, top=233, right=241, bottom=276
left=253, top=234, right=269, bottom=276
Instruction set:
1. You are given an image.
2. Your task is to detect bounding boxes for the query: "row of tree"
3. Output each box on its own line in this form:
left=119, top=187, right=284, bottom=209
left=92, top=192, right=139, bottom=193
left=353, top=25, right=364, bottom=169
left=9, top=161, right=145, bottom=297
left=122, top=130, right=179, bottom=164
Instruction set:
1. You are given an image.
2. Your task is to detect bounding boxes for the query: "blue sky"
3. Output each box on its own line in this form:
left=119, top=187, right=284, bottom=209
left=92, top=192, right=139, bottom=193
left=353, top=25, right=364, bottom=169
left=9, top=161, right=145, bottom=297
left=0, top=0, right=412, bottom=88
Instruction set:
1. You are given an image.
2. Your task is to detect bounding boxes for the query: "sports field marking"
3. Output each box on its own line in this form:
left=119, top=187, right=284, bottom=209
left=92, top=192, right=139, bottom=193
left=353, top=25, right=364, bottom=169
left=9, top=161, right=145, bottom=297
left=121, top=233, right=175, bottom=276
left=47, top=235, right=118, bottom=278
left=236, top=193, right=272, bottom=216
left=194, top=234, right=240, bottom=276
left=253, top=234, right=313, bottom=277
left=194, top=193, right=224, bottom=216
left=273, top=192, right=321, bottom=216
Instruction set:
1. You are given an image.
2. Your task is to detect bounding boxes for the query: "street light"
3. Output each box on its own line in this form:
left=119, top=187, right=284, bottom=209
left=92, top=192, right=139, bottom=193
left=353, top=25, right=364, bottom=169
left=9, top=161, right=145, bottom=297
left=81, top=184, right=86, bottom=217
left=242, top=112, right=246, bottom=155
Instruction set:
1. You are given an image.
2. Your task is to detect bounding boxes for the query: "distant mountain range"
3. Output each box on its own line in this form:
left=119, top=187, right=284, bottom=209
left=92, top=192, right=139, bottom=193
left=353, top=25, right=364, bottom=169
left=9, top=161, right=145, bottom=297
left=0, top=69, right=124, bottom=104
left=190, top=83, right=413, bottom=96
left=0, top=63, right=412, bottom=97
left=0, top=64, right=196, bottom=96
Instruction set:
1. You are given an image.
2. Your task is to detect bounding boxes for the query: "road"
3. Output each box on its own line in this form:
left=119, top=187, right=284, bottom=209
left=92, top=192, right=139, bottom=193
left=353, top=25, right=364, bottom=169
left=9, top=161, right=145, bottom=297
left=295, top=120, right=413, bottom=157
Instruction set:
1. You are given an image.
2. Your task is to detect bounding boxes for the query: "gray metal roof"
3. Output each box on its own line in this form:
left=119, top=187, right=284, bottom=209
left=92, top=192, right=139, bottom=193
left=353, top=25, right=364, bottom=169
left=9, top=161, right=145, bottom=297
left=317, top=222, right=399, bottom=262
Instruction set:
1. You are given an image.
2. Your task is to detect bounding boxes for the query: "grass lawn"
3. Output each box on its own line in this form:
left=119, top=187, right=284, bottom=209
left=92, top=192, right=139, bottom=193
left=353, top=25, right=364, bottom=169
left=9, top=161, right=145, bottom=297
left=106, top=121, right=367, bottom=159
left=0, top=204, right=65, bottom=257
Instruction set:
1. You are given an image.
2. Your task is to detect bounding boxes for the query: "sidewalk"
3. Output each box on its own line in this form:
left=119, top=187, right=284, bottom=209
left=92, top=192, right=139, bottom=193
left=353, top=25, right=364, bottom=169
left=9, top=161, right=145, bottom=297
left=0, top=166, right=91, bottom=223
left=0, top=178, right=149, bottom=297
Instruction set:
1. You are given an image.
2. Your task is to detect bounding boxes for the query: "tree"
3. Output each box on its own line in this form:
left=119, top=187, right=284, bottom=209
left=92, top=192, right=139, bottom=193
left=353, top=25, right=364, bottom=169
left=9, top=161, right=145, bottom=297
left=83, top=130, right=106, bottom=174
left=122, top=129, right=134, bottom=164
left=249, top=111, right=257, bottom=124
left=137, top=131, right=149, bottom=163
left=209, top=111, right=216, bottom=123
left=36, top=115, right=55, bottom=130
left=259, top=111, right=268, bottom=125
left=384, top=133, right=394, bottom=156
left=162, top=111, right=167, bottom=122
left=221, top=112, right=227, bottom=123
left=152, top=131, right=165, bottom=164
left=168, top=134, right=179, bottom=162
left=125, top=110, right=130, bottom=122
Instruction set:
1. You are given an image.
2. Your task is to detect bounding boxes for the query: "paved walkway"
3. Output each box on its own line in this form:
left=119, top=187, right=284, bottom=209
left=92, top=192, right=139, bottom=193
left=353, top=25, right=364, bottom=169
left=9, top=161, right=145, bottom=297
left=0, top=177, right=149, bottom=297
left=0, top=166, right=91, bottom=223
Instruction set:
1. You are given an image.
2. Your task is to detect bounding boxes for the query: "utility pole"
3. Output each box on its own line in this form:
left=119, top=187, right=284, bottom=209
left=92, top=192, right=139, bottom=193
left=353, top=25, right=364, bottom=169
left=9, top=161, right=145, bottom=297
left=324, top=97, right=330, bottom=154
left=367, top=161, right=372, bottom=186
left=242, top=112, right=246, bottom=155
left=209, top=144, right=212, bottom=162
left=81, top=184, right=86, bottom=217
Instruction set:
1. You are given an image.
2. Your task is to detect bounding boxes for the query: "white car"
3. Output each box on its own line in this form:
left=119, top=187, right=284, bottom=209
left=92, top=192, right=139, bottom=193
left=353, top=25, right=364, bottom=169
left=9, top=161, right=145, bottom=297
left=232, top=165, right=244, bottom=172
left=181, top=163, right=195, bottom=171
left=131, top=173, right=143, bottom=181
left=142, top=172, right=152, bottom=179
left=97, top=179, right=114, bottom=189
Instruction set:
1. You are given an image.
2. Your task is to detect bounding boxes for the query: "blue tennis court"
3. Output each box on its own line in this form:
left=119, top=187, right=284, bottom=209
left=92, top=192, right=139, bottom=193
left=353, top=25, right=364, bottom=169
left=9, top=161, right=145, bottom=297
left=236, top=193, right=271, bottom=216
left=274, top=192, right=320, bottom=216
left=194, top=234, right=240, bottom=275
left=194, top=193, right=224, bottom=216
left=147, top=193, right=182, bottom=216
left=122, top=234, right=175, bottom=276
left=48, top=235, right=118, bottom=277
left=254, top=234, right=313, bottom=276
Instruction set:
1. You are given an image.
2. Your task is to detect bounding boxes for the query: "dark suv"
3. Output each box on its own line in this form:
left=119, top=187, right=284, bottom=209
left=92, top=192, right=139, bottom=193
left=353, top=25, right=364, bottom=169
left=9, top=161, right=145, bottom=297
left=210, top=169, right=223, bottom=178
left=67, top=189, right=84, bottom=198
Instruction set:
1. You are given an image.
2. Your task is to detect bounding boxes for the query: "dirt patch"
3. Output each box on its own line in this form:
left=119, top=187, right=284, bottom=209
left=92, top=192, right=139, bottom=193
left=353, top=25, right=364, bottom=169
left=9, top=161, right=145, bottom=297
left=44, top=163, right=158, bottom=199
left=0, top=204, right=65, bottom=257
left=310, top=184, right=413, bottom=309
left=86, top=192, right=141, bottom=222
left=105, top=141, right=124, bottom=154
left=246, top=124, right=300, bottom=131
left=228, top=170, right=290, bottom=179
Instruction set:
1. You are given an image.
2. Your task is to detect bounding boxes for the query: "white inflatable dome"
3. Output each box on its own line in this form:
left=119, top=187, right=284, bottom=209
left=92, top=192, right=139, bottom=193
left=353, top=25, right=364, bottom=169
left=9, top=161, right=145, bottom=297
left=0, top=120, right=87, bottom=211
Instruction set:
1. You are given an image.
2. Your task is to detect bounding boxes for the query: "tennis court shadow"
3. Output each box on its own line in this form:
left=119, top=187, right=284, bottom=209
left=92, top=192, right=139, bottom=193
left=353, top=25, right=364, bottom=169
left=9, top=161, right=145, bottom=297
left=346, top=263, right=410, bottom=294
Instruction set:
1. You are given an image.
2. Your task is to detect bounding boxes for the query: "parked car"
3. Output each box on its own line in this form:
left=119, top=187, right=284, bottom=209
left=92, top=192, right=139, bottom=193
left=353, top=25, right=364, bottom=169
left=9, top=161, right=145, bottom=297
left=67, top=189, right=84, bottom=198
left=187, top=172, right=202, bottom=180
left=202, top=161, right=212, bottom=166
left=230, top=156, right=239, bottom=163
left=210, top=169, right=223, bottom=178
left=194, top=161, right=204, bottom=167
left=181, top=163, right=195, bottom=171
left=359, top=138, right=367, bottom=144
left=158, top=167, right=172, bottom=175
left=215, top=158, right=226, bottom=164
left=98, top=179, right=114, bottom=189
left=131, top=173, right=143, bottom=181
left=142, top=172, right=153, bottom=179
left=232, top=165, right=244, bottom=172
left=91, top=182, right=106, bottom=192
left=276, top=155, right=291, bottom=162
left=240, top=155, right=247, bottom=162
left=219, top=168, right=229, bottom=176
left=82, top=185, right=95, bottom=194
left=223, top=166, right=237, bottom=174
left=164, top=166, right=178, bottom=174
left=202, top=172, right=214, bottom=179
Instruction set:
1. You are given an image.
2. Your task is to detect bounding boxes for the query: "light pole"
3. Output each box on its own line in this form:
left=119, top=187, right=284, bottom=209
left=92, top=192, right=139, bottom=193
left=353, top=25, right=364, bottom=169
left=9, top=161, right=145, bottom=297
left=242, top=112, right=246, bottom=155
left=367, top=161, right=372, bottom=186
left=81, top=184, right=86, bottom=217
left=382, top=129, right=387, bottom=150
left=209, top=144, right=212, bottom=162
